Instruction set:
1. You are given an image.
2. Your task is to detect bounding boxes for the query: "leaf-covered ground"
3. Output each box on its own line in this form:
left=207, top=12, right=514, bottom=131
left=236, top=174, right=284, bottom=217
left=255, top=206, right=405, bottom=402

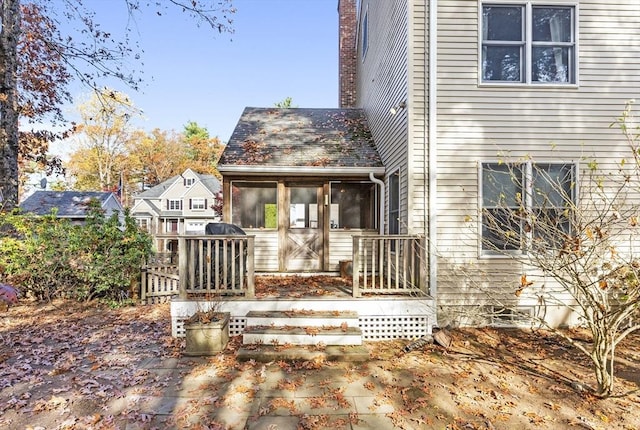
left=1, top=300, right=639, bottom=430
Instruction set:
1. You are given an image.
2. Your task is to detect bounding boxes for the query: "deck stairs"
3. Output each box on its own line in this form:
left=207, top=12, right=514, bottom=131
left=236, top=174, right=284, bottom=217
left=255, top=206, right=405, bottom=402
left=238, top=309, right=368, bottom=362
left=242, top=310, right=362, bottom=346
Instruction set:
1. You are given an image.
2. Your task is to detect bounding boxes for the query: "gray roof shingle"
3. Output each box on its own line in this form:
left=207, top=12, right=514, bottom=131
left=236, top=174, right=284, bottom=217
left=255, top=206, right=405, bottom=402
left=220, top=107, right=382, bottom=168
left=19, top=191, right=116, bottom=218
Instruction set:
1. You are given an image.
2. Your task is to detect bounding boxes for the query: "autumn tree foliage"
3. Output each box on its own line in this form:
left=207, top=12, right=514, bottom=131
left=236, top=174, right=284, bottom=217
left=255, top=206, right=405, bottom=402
left=67, top=88, right=140, bottom=191
left=459, top=103, right=640, bottom=398
left=0, top=0, right=235, bottom=210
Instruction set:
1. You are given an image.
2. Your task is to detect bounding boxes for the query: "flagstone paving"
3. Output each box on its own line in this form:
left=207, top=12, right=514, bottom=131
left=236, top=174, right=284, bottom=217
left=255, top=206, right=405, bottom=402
left=130, top=352, right=411, bottom=430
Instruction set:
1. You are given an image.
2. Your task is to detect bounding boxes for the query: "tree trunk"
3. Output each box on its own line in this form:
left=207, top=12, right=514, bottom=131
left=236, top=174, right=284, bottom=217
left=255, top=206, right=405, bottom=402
left=0, top=0, right=21, bottom=210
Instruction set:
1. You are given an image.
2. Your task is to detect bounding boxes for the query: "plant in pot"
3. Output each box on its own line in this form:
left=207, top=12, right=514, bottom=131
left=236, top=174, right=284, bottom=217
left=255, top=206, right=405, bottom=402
left=183, top=300, right=230, bottom=356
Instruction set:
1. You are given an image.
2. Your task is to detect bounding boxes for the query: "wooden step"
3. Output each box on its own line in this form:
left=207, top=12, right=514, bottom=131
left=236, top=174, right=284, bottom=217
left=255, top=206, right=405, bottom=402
left=245, top=310, right=359, bottom=328
left=243, top=309, right=362, bottom=346
left=243, top=326, right=362, bottom=346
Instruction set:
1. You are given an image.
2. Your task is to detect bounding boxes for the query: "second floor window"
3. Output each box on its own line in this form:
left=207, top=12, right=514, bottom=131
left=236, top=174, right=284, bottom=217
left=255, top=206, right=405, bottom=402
left=137, top=218, right=149, bottom=232
left=190, top=198, right=206, bottom=210
left=168, top=199, right=182, bottom=211
left=482, top=3, right=576, bottom=84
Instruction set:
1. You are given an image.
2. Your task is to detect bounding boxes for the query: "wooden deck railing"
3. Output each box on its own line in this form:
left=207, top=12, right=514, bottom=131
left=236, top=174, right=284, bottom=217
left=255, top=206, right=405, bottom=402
left=178, top=235, right=255, bottom=298
left=140, top=265, right=179, bottom=304
left=140, top=235, right=255, bottom=303
left=351, top=234, right=427, bottom=297
left=141, top=234, right=425, bottom=301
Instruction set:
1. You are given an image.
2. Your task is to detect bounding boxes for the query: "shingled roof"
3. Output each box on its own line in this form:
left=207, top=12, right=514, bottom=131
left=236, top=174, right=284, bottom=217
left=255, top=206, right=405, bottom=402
left=19, top=191, right=120, bottom=218
left=219, top=107, right=383, bottom=174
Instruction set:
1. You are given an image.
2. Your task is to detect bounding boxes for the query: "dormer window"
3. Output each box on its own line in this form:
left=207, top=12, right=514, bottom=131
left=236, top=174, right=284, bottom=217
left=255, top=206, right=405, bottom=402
left=184, top=177, right=196, bottom=187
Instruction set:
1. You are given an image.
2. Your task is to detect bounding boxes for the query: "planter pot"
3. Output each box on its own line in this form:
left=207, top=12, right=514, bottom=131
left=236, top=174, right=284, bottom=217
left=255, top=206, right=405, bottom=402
left=184, top=312, right=230, bottom=356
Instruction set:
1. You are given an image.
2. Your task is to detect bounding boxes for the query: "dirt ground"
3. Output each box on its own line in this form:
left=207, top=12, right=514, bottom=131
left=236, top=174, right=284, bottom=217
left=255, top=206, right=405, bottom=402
left=1, top=300, right=639, bottom=430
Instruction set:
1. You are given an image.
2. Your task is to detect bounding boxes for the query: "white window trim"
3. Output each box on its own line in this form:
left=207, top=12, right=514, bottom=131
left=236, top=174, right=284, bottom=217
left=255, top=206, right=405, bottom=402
left=168, top=199, right=181, bottom=211
left=478, top=2, right=580, bottom=88
left=191, top=198, right=206, bottom=211
left=478, top=160, right=578, bottom=258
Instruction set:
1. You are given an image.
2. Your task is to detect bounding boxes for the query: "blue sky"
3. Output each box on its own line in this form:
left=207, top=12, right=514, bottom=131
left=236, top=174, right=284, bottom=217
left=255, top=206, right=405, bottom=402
left=65, top=0, right=340, bottom=143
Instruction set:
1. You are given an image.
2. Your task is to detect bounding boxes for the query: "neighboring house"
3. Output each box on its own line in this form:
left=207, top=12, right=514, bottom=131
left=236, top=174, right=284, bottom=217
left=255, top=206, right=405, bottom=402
left=219, top=0, right=639, bottom=326
left=130, top=169, right=222, bottom=254
left=19, top=191, right=123, bottom=224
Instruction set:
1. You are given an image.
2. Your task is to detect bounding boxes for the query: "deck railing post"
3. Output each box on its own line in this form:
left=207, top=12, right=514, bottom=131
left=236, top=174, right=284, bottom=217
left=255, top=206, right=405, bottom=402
left=140, top=266, right=147, bottom=304
left=246, top=236, right=255, bottom=298
left=178, top=236, right=187, bottom=299
left=352, top=235, right=361, bottom=297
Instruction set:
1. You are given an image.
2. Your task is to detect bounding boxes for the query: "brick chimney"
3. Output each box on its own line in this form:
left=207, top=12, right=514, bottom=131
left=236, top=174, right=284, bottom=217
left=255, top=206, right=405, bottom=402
left=338, top=0, right=357, bottom=108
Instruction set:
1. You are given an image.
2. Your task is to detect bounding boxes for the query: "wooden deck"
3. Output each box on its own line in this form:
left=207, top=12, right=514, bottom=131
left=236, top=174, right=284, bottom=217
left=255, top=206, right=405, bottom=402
left=169, top=274, right=435, bottom=341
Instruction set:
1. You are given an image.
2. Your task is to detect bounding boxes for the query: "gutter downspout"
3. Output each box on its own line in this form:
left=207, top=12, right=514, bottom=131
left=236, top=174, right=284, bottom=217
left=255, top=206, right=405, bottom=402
left=369, top=172, right=385, bottom=235
left=428, top=0, right=438, bottom=299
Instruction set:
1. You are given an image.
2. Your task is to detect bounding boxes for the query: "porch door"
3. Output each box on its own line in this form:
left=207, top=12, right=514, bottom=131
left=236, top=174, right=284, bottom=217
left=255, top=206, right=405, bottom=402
left=286, top=185, right=323, bottom=271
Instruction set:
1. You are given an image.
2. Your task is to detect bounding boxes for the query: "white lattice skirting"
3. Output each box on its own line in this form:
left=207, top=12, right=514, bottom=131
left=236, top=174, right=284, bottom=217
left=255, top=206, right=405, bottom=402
left=171, top=297, right=434, bottom=340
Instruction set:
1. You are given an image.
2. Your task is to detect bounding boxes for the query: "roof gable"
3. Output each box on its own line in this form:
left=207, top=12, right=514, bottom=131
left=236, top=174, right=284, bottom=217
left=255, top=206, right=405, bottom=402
left=220, top=107, right=382, bottom=169
left=134, top=170, right=221, bottom=200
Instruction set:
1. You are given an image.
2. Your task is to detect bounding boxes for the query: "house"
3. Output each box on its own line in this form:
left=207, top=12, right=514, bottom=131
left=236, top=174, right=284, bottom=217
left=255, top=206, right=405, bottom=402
left=341, top=0, right=640, bottom=327
left=216, top=0, right=640, bottom=328
left=130, top=168, right=222, bottom=255
left=19, top=191, right=123, bottom=224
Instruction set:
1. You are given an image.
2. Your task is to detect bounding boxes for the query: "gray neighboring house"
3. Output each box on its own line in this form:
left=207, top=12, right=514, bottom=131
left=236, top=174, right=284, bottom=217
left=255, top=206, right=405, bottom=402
left=130, top=168, right=222, bottom=255
left=19, top=191, right=124, bottom=225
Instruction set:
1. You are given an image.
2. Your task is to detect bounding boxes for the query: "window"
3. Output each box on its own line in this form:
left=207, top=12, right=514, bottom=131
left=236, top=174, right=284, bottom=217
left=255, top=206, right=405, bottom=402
left=361, top=8, right=369, bottom=59
left=482, top=3, right=576, bottom=84
left=190, top=198, right=206, bottom=210
left=184, top=177, right=196, bottom=187
left=231, top=182, right=278, bottom=229
left=137, top=218, right=149, bottom=232
left=481, top=162, right=575, bottom=253
left=167, top=199, right=182, bottom=211
left=388, top=172, right=400, bottom=235
left=330, top=182, right=377, bottom=230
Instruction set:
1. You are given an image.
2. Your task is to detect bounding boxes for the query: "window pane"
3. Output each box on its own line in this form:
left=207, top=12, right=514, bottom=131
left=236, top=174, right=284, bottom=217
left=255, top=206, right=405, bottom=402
left=482, top=164, right=523, bottom=208
left=482, top=209, right=522, bottom=251
left=330, top=182, right=375, bottom=229
left=388, top=174, right=400, bottom=235
left=532, top=47, right=570, bottom=83
left=482, top=46, right=522, bottom=82
left=231, top=182, right=277, bottom=229
left=482, top=6, right=523, bottom=41
left=289, top=187, right=318, bottom=228
left=533, top=8, right=572, bottom=42
left=532, top=164, right=573, bottom=208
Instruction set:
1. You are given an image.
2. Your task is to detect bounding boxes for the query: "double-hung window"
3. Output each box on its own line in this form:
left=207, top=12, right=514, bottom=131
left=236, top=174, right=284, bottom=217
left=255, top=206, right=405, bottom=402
left=168, top=199, right=182, bottom=211
left=481, top=162, right=576, bottom=253
left=481, top=3, right=576, bottom=84
left=190, top=198, right=206, bottom=211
